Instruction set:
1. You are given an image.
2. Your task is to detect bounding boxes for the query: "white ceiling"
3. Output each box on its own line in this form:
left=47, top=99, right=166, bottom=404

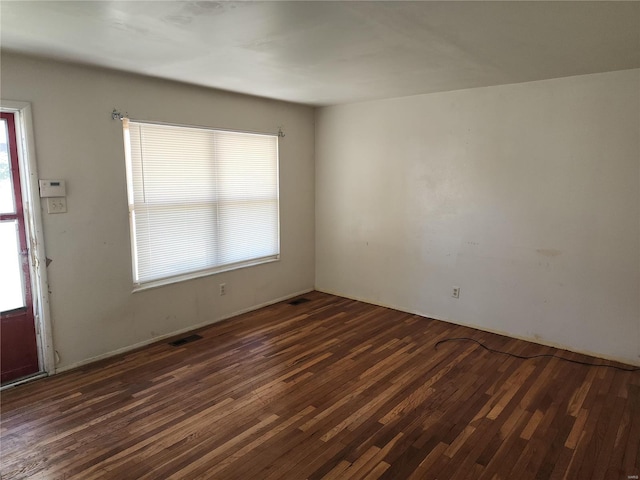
left=1, top=1, right=639, bottom=106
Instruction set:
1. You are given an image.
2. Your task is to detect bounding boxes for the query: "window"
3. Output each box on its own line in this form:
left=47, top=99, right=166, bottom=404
left=122, top=120, right=279, bottom=289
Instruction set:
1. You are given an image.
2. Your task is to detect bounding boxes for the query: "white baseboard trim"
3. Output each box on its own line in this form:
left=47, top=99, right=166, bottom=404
left=55, top=288, right=314, bottom=374
left=315, top=288, right=640, bottom=368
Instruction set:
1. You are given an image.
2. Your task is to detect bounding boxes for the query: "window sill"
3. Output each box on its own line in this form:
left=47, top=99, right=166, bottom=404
left=131, top=256, right=280, bottom=293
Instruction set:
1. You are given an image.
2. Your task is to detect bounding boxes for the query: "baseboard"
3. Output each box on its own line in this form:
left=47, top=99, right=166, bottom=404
left=315, top=287, right=640, bottom=368
left=55, top=288, right=314, bottom=374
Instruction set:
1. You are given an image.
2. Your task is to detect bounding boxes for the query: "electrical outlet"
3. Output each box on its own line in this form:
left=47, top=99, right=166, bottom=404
left=46, top=197, right=67, bottom=214
left=219, top=283, right=226, bottom=296
left=452, top=286, right=460, bottom=298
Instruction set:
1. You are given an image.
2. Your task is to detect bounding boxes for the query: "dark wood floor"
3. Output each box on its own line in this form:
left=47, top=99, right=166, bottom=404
left=1, top=291, right=638, bottom=479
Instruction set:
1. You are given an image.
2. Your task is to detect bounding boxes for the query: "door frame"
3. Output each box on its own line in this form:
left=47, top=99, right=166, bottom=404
left=1, top=100, right=55, bottom=380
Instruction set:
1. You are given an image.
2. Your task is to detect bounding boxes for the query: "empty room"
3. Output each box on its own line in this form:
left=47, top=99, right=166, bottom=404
left=1, top=1, right=639, bottom=479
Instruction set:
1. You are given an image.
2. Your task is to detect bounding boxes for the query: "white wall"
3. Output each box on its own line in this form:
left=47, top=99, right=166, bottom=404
left=1, top=53, right=315, bottom=370
left=316, top=69, right=640, bottom=365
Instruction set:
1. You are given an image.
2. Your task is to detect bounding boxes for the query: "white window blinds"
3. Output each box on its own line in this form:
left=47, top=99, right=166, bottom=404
left=123, top=119, right=280, bottom=288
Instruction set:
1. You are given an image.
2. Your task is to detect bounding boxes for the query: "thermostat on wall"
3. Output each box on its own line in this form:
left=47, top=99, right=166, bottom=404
left=39, top=179, right=66, bottom=197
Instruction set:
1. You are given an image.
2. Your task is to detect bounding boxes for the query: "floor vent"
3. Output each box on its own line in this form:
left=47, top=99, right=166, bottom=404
left=288, top=297, right=311, bottom=306
left=169, top=334, right=203, bottom=347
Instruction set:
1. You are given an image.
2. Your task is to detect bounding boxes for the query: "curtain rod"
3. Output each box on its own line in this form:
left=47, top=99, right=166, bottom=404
left=111, top=108, right=285, bottom=138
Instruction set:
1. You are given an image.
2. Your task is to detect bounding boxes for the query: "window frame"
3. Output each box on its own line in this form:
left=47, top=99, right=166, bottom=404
left=122, top=119, right=281, bottom=292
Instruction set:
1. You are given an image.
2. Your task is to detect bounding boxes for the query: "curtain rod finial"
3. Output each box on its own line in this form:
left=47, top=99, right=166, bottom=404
left=111, top=109, right=127, bottom=121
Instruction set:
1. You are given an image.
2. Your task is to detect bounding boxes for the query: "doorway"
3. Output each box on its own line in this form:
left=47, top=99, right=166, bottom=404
left=0, top=104, right=54, bottom=386
left=1, top=111, right=39, bottom=383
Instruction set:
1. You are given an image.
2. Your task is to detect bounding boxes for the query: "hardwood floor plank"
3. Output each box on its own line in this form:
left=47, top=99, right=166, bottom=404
left=1, top=291, right=638, bottom=479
